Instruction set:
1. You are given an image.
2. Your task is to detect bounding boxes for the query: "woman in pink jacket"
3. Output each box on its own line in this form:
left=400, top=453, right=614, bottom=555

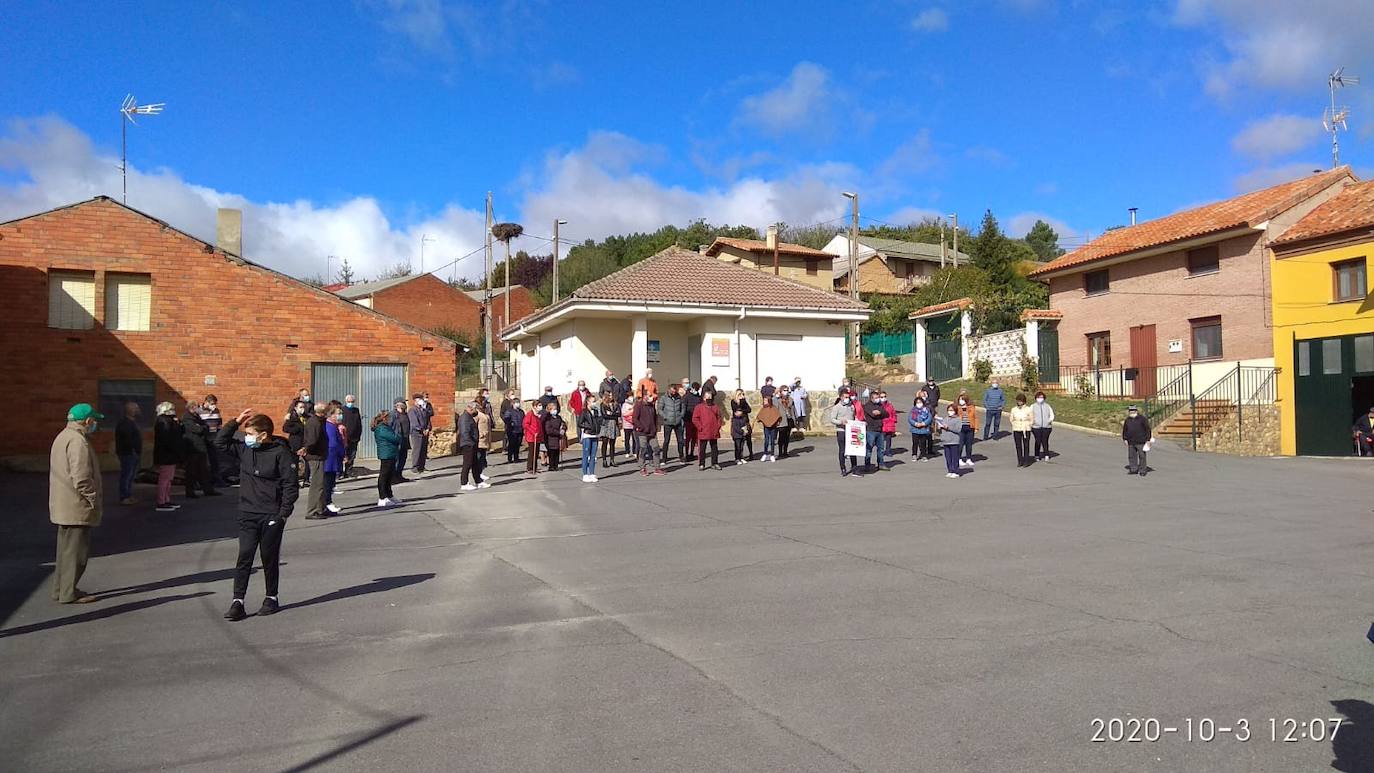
left=879, top=389, right=898, bottom=463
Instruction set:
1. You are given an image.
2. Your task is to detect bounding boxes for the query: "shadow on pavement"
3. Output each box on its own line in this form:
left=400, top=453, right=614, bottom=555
left=1331, top=698, right=1374, bottom=772
left=279, top=574, right=434, bottom=613
left=283, top=714, right=425, bottom=773
left=0, top=592, right=214, bottom=638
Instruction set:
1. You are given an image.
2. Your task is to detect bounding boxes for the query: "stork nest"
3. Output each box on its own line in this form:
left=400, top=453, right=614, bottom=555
left=491, top=222, right=524, bottom=242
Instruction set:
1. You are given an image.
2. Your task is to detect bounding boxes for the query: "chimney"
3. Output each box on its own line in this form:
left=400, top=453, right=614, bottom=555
left=698, top=243, right=710, bottom=254
left=1128, top=207, right=1138, bottom=226
left=216, top=208, right=242, bottom=255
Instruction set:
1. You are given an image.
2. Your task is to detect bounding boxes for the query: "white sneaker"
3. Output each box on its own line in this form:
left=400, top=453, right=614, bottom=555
left=580, top=474, right=590, bottom=482
left=769, top=456, right=777, bottom=463
left=477, top=482, right=491, bottom=489
left=587, top=475, right=598, bottom=483
left=740, top=459, right=748, bottom=465
left=461, top=484, right=476, bottom=491
left=947, top=472, right=959, bottom=479
left=377, top=498, right=389, bottom=507
left=480, top=472, right=491, bottom=481
left=326, top=503, right=342, bottom=514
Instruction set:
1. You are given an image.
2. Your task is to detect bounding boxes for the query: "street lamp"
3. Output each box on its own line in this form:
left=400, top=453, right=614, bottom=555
left=119, top=95, right=165, bottom=204
left=947, top=212, right=959, bottom=267
left=553, top=219, right=568, bottom=303
left=842, top=192, right=860, bottom=358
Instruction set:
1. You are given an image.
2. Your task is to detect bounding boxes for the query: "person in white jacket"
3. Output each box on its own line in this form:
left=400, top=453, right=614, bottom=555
left=1030, top=391, right=1055, bottom=462
left=826, top=393, right=859, bottom=477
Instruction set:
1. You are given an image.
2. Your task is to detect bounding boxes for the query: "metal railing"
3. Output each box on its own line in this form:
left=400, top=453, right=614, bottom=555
left=1142, top=367, right=1193, bottom=429
left=1186, top=364, right=1278, bottom=449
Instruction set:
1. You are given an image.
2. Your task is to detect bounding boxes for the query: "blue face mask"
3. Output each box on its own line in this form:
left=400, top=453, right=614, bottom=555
left=345, top=402, right=355, bottom=408
left=244, top=434, right=261, bottom=448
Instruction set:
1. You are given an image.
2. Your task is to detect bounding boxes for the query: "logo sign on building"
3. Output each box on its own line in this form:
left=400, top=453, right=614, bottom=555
left=844, top=419, right=867, bottom=457
left=1168, top=339, right=1183, bottom=353
left=647, top=339, right=661, bottom=364
left=710, top=337, right=731, bottom=365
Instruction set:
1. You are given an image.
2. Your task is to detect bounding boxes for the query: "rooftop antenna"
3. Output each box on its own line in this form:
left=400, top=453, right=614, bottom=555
left=1324, top=67, right=1359, bottom=169
left=119, top=95, right=165, bottom=204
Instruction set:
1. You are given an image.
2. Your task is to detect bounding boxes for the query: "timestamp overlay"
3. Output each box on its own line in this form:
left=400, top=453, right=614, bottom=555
left=1079, top=711, right=1364, bottom=771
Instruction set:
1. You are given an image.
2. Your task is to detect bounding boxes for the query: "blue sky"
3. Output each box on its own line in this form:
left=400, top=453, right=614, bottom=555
left=2, top=0, right=1371, bottom=280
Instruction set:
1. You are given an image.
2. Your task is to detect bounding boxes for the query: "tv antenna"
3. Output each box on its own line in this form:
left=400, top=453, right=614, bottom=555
left=119, top=95, right=165, bottom=203
left=1323, top=68, right=1359, bottom=168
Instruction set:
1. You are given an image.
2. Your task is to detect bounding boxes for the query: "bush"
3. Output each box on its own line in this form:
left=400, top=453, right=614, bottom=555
left=860, top=348, right=876, bottom=364
left=973, top=358, right=993, bottom=383
left=1019, top=354, right=1040, bottom=394
left=1073, top=372, right=1096, bottom=399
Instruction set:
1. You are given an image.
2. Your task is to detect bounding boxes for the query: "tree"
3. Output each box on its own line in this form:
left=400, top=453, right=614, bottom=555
left=333, top=257, right=355, bottom=286
left=300, top=272, right=328, bottom=287
left=1024, top=219, right=1064, bottom=262
left=490, top=249, right=553, bottom=291
left=375, top=261, right=413, bottom=280
left=860, top=216, right=971, bottom=247
left=779, top=222, right=842, bottom=250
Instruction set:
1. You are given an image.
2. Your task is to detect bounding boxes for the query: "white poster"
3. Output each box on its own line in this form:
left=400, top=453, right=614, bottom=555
left=844, top=420, right=867, bottom=457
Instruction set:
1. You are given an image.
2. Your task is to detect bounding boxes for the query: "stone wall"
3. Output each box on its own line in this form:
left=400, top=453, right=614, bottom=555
left=968, top=329, right=1026, bottom=376
left=1195, top=405, right=1280, bottom=456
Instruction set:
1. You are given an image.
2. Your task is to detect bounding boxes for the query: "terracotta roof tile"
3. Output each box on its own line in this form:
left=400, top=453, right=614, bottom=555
left=1028, top=167, right=1354, bottom=278
left=909, top=297, right=973, bottom=319
left=705, top=237, right=833, bottom=258
left=1272, top=179, right=1374, bottom=247
left=1019, top=308, right=1064, bottom=321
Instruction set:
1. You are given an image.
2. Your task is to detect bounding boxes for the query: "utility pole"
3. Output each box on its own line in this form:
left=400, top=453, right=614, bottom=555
left=940, top=220, right=947, bottom=267
left=842, top=191, right=860, bottom=358
left=949, top=212, right=959, bottom=268
left=484, top=192, right=493, bottom=389
left=553, top=218, right=567, bottom=303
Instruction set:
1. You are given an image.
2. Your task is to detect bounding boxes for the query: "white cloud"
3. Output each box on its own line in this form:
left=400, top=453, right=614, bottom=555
left=1007, top=211, right=1076, bottom=239
left=911, top=8, right=949, bottom=33
left=964, top=145, right=1010, bottom=166
left=875, top=129, right=940, bottom=186
left=1231, top=113, right=1319, bottom=160
left=1232, top=161, right=1326, bottom=193
left=885, top=206, right=944, bottom=225
left=0, top=116, right=490, bottom=282
left=736, top=62, right=839, bottom=138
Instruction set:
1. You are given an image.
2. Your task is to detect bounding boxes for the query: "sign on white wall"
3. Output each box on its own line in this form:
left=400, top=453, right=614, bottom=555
left=647, top=339, right=661, bottom=364
left=1168, top=339, right=1183, bottom=353
left=710, top=337, right=731, bottom=365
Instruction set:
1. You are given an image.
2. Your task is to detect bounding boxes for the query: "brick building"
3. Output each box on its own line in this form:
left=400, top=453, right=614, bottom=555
left=1028, top=168, right=1353, bottom=397
left=703, top=237, right=834, bottom=291
left=337, top=274, right=483, bottom=341
left=824, top=235, right=970, bottom=295
left=0, top=197, right=458, bottom=466
left=464, top=285, right=539, bottom=348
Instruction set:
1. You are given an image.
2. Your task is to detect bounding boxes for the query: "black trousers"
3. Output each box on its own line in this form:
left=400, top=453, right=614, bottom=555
left=662, top=423, right=685, bottom=461
left=185, top=452, right=215, bottom=495
left=697, top=439, right=719, bottom=467
left=777, top=424, right=792, bottom=457
left=911, top=433, right=932, bottom=458
left=835, top=431, right=858, bottom=472
left=1013, top=431, right=1031, bottom=464
left=733, top=436, right=752, bottom=461
left=600, top=434, right=616, bottom=463
left=377, top=459, right=396, bottom=500
left=505, top=431, right=521, bottom=462
left=459, top=445, right=477, bottom=485
left=234, top=512, right=285, bottom=600
left=394, top=445, right=409, bottom=482
left=548, top=447, right=562, bottom=471
left=1032, top=427, right=1052, bottom=458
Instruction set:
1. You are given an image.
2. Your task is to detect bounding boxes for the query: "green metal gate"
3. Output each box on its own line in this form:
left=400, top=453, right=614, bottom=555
left=926, top=337, right=961, bottom=382
left=1038, top=324, right=1060, bottom=384
left=1294, top=336, right=1364, bottom=456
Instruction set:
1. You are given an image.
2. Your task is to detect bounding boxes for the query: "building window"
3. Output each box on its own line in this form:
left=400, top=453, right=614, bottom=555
left=1087, top=331, right=1112, bottom=368
left=1190, top=316, right=1222, bottom=360
left=903, top=261, right=915, bottom=279
left=1297, top=341, right=1311, bottom=376
left=1186, top=245, right=1220, bottom=276
left=105, top=273, right=152, bottom=331
left=806, top=259, right=818, bottom=276
left=98, top=379, right=155, bottom=431
left=1356, top=335, right=1374, bottom=373
left=1323, top=338, right=1342, bottom=374
left=1333, top=258, right=1367, bottom=302
left=47, top=270, right=96, bottom=330
left=1084, top=269, right=1110, bottom=296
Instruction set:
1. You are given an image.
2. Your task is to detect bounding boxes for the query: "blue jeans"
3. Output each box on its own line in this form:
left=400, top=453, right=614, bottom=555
left=983, top=409, right=1002, bottom=439
left=581, top=436, right=598, bottom=476
left=865, top=430, right=883, bottom=469
left=762, top=426, right=777, bottom=456
left=118, top=454, right=139, bottom=500
left=882, top=432, right=893, bottom=457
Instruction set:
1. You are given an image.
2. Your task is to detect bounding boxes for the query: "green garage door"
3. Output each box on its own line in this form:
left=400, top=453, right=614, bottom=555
left=1294, top=335, right=1374, bottom=456
left=1038, top=324, right=1060, bottom=384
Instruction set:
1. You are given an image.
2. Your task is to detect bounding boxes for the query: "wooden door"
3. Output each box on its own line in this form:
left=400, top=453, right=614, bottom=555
left=1129, top=324, right=1157, bottom=397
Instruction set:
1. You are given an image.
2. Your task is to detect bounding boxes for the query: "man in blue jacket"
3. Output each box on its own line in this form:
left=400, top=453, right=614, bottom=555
left=982, top=380, right=1006, bottom=440
left=406, top=393, right=431, bottom=475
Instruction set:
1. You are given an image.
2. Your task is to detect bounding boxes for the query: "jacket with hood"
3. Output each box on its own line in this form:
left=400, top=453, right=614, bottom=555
left=216, top=420, right=299, bottom=519
left=50, top=422, right=102, bottom=527
left=692, top=402, right=723, bottom=440
left=153, top=414, right=185, bottom=466
left=656, top=392, right=686, bottom=426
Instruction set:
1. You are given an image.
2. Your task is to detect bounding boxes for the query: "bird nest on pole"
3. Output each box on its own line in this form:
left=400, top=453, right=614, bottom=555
left=491, top=222, right=524, bottom=242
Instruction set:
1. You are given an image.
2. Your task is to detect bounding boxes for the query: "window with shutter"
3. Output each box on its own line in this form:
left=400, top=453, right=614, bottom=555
left=47, top=271, right=96, bottom=329
left=106, top=273, right=152, bottom=331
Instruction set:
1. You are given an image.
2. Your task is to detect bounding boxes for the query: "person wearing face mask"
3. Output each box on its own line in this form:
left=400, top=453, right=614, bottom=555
left=757, top=395, right=782, bottom=463
left=692, top=391, right=723, bottom=470
left=320, top=407, right=347, bottom=514
left=1122, top=405, right=1153, bottom=477
left=683, top=382, right=703, bottom=461
left=523, top=399, right=546, bottom=475
left=955, top=391, right=977, bottom=469
left=598, top=370, right=620, bottom=404
left=538, top=385, right=560, bottom=410
left=597, top=392, right=620, bottom=467
left=543, top=400, right=568, bottom=472
left=282, top=400, right=308, bottom=487
left=198, top=395, right=224, bottom=486
left=182, top=400, right=219, bottom=500
left=879, top=390, right=898, bottom=463
left=152, top=401, right=185, bottom=512
left=49, top=403, right=105, bottom=604
left=861, top=390, right=887, bottom=473
left=1031, top=391, right=1055, bottom=462
left=340, top=394, right=363, bottom=478
left=909, top=396, right=933, bottom=461
left=776, top=386, right=795, bottom=459
left=577, top=390, right=603, bottom=483
left=656, top=383, right=686, bottom=465
left=826, top=392, right=859, bottom=477
left=936, top=405, right=964, bottom=479
left=790, top=378, right=809, bottom=433
left=371, top=410, right=403, bottom=507
left=389, top=397, right=411, bottom=484
left=302, top=404, right=331, bottom=520
left=924, top=378, right=942, bottom=411
left=982, top=380, right=1006, bottom=440
left=621, top=394, right=638, bottom=460
left=407, top=393, right=432, bottom=476
left=501, top=393, right=524, bottom=464
left=569, top=380, right=591, bottom=420
left=1010, top=393, right=1034, bottom=467
left=291, top=387, right=314, bottom=417
left=115, top=401, right=143, bottom=506
left=729, top=390, right=754, bottom=464
left=217, top=409, right=299, bottom=621
left=632, top=387, right=663, bottom=475
left=458, top=402, right=486, bottom=491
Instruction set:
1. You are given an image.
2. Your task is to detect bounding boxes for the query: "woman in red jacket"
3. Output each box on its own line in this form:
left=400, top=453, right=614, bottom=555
left=880, top=389, right=898, bottom=464
left=691, top=391, right=723, bottom=470
left=522, top=400, right=545, bottom=475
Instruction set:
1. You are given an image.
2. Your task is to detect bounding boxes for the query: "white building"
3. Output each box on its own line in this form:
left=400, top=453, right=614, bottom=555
left=501, top=246, right=870, bottom=399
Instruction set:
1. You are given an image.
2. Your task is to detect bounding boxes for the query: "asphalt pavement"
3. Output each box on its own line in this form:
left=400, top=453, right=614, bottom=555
left=2, top=424, right=1372, bottom=772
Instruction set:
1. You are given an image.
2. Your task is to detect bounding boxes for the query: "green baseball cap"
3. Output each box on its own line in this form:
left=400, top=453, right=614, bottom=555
left=67, top=403, right=105, bottom=421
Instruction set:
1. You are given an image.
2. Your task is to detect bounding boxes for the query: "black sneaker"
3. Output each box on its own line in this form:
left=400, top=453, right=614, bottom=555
left=305, top=513, right=327, bottom=520
left=258, top=597, right=280, bottom=616
left=223, top=600, right=247, bottom=621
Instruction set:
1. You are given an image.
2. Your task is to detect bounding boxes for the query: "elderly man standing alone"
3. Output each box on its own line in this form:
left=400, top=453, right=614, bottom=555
left=50, top=403, right=104, bottom=604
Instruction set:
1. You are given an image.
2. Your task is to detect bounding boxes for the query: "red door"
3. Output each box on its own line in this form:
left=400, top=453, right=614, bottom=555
left=1130, top=324, right=1157, bottom=397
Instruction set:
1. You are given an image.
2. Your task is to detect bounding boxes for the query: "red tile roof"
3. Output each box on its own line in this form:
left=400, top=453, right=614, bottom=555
left=1271, top=179, right=1374, bottom=247
left=1019, top=309, right=1064, bottom=321
left=705, top=237, right=833, bottom=259
left=909, top=297, right=973, bottom=319
left=1028, top=167, right=1355, bottom=278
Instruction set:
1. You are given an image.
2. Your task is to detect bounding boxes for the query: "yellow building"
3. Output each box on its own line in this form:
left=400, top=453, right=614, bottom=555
left=1270, top=179, right=1374, bottom=455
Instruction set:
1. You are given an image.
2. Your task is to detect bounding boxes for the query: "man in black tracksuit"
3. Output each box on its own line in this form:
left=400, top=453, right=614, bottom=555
left=1122, top=405, right=1152, bottom=477
left=218, top=410, right=299, bottom=621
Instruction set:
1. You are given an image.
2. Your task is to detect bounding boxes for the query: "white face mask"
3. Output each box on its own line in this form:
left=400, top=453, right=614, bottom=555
left=551, top=409, right=559, bottom=416
left=991, top=384, right=999, bottom=389
left=959, top=399, right=967, bottom=405
left=1036, top=397, right=1045, bottom=403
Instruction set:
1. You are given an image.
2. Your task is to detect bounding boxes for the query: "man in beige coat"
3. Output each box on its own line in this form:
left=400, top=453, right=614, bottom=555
left=49, top=403, right=104, bottom=604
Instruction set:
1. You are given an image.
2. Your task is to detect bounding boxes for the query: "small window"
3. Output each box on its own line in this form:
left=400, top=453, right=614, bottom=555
left=1323, top=339, right=1342, bottom=375
left=1087, top=331, right=1112, bottom=368
left=806, top=259, right=818, bottom=276
left=1191, top=316, right=1222, bottom=360
left=1186, top=245, right=1220, bottom=276
left=1356, top=335, right=1374, bottom=373
left=47, top=270, right=96, bottom=329
left=1333, top=258, right=1367, bottom=302
left=1084, top=270, right=1110, bottom=295
left=98, top=379, right=155, bottom=431
left=1297, top=341, right=1311, bottom=376
left=105, top=273, right=152, bottom=331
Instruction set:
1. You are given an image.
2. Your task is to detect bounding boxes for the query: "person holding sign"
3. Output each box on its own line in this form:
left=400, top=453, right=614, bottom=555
left=826, top=393, right=859, bottom=477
